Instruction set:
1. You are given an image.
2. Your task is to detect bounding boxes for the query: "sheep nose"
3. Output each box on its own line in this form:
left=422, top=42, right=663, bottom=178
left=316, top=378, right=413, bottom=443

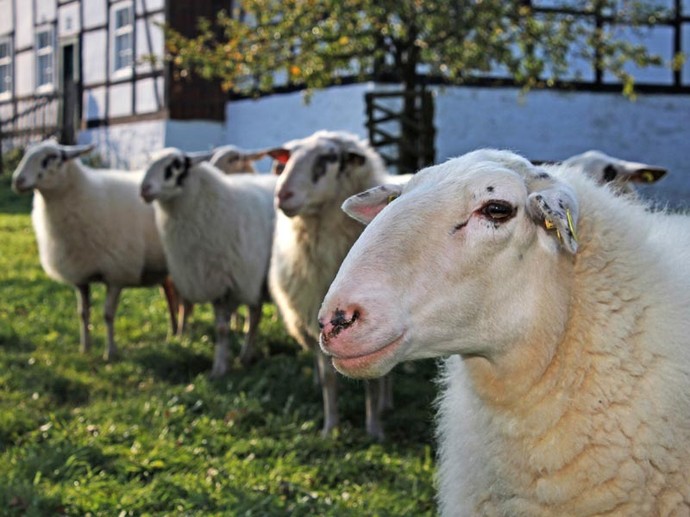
left=319, top=305, right=362, bottom=345
left=277, top=190, right=294, bottom=203
left=14, top=177, right=26, bottom=189
left=140, top=184, right=153, bottom=201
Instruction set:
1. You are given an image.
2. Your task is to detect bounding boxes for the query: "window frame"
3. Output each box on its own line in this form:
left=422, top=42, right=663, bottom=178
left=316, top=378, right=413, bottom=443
left=0, top=35, right=12, bottom=98
left=35, top=26, right=55, bottom=93
left=110, top=2, right=134, bottom=77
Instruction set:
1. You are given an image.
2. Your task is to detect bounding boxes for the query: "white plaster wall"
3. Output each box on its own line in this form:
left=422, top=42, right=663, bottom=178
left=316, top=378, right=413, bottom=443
left=135, top=0, right=164, bottom=14
left=82, top=30, right=107, bottom=85
left=108, top=82, right=133, bottom=118
left=83, top=86, right=106, bottom=121
left=135, top=13, right=164, bottom=75
left=58, top=3, right=81, bottom=38
left=15, top=1, right=33, bottom=50
left=78, top=119, right=166, bottom=170
left=0, top=0, right=13, bottom=35
left=14, top=52, right=33, bottom=97
left=35, top=0, right=56, bottom=25
left=225, top=83, right=372, bottom=146
left=76, top=118, right=224, bottom=169
left=83, top=0, right=107, bottom=30
left=135, top=76, right=163, bottom=114
left=165, top=120, right=226, bottom=152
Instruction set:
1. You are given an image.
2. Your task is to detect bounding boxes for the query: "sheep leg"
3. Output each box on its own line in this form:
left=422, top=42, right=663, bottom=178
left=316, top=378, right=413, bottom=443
left=230, top=310, right=246, bottom=333
left=103, top=285, right=122, bottom=361
left=75, top=284, right=92, bottom=353
left=380, top=373, right=394, bottom=411
left=239, top=304, right=262, bottom=367
left=177, top=299, right=194, bottom=337
left=210, top=299, right=236, bottom=377
left=365, top=378, right=386, bottom=441
left=315, top=349, right=339, bottom=436
left=160, top=277, right=179, bottom=336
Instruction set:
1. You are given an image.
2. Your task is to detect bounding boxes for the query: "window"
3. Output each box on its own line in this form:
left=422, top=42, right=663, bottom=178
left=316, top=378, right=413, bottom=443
left=0, top=37, right=11, bottom=95
left=112, top=4, right=133, bottom=73
left=36, top=28, right=54, bottom=89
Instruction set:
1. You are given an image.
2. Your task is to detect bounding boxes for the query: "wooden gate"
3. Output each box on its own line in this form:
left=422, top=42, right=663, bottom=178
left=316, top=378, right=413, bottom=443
left=365, top=88, right=435, bottom=175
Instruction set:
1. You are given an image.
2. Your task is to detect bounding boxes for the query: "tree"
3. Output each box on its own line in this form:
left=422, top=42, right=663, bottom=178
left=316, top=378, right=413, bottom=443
left=165, top=0, right=674, bottom=172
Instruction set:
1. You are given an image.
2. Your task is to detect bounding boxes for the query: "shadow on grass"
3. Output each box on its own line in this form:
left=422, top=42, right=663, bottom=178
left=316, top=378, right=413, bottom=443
left=132, top=342, right=213, bottom=384
left=3, top=359, right=91, bottom=406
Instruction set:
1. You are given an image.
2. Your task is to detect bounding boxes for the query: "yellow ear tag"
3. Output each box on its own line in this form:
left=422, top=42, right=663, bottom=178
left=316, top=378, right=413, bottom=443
left=387, top=194, right=398, bottom=204
left=641, top=171, right=655, bottom=183
left=565, top=208, right=578, bottom=243
left=543, top=209, right=577, bottom=246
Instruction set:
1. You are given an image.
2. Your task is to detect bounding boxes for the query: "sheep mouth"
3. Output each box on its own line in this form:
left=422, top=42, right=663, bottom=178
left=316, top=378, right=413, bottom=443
left=330, top=333, right=405, bottom=378
left=140, top=192, right=156, bottom=203
left=12, top=184, right=34, bottom=194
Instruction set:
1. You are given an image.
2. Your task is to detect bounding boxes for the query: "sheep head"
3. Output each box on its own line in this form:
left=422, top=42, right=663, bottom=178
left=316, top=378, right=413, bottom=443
left=319, top=149, right=578, bottom=379
left=267, top=131, right=369, bottom=217
left=563, top=150, right=666, bottom=195
left=140, top=148, right=212, bottom=203
left=11, top=140, right=95, bottom=193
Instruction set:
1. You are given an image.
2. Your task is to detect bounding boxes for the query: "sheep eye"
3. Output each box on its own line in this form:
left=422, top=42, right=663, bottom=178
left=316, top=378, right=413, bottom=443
left=481, top=202, right=515, bottom=221
left=603, top=164, right=617, bottom=183
left=41, top=154, right=58, bottom=168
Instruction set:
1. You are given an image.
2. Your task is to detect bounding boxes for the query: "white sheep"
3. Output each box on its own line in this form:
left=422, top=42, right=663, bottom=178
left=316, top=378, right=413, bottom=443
left=560, top=149, right=667, bottom=194
left=319, top=148, right=690, bottom=515
left=172, top=145, right=269, bottom=337
left=140, top=148, right=276, bottom=377
left=11, top=140, right=178, bottom=360
left=209, top=145, right=268, bottom=174
left=267, top=130, right=392, bottom=440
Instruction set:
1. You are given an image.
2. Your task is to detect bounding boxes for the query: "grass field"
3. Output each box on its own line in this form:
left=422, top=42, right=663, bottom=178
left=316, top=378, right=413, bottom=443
left=0, top=167, right=439, bottom=516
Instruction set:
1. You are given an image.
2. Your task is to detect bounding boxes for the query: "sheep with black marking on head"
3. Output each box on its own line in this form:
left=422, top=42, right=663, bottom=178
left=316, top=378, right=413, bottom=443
left=319, top=148, right=690, bottom=515
left=559, top=149, right=667, bottom=195
left=267, top=130, right=392, bottom=440
left=140, top=148, right=276, bottom=377
left=11, top=139, right=179, bottom=360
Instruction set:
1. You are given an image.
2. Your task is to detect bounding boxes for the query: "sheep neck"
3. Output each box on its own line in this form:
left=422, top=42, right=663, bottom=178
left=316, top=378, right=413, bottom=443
left=37, top=161, right=86, bottom=201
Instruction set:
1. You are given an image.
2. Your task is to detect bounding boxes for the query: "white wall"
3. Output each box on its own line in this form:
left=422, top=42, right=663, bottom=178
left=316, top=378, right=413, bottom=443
left=15, top=1, right=33, bottom=50
left=79, top=119, right=166, bottom=169
left=0, top=0, right=13, bottom=35
left=226, top=83, right=372, bottom=147
left=83, top=0, right=107, bottom=30
left=165, top=120, right=226, bottom=153
left=224, top=83, right=690, bottom=208
left=77, top=118, right=225, bottom=169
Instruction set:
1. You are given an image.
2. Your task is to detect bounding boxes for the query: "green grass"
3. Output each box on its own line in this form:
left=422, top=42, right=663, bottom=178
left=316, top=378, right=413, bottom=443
left=0, top=172, right=439, bottom=516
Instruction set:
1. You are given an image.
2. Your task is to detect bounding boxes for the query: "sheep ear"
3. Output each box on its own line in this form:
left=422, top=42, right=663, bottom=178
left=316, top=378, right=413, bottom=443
left=61, top=144, right=95, bottom=161
left=342, top=184, right=402, bottom=225
left=242, top=149, right=269, bottom=161
left=186, top=150, right=214, bottom=166
left=527, top=183, right=579, bottom=254
left=267, top=148, right=291, bottom=165
left=626, top=166, right=667, bottom=184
